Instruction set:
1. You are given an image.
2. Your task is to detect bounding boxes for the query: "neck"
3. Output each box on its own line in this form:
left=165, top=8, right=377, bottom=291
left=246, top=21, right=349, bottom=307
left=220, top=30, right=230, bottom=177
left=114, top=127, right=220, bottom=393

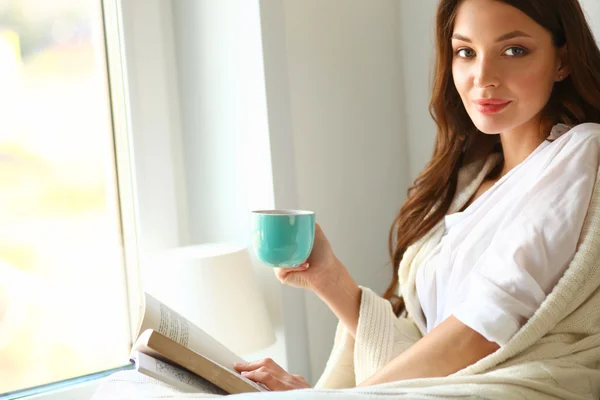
left=496, top=118, right=550, bottom=178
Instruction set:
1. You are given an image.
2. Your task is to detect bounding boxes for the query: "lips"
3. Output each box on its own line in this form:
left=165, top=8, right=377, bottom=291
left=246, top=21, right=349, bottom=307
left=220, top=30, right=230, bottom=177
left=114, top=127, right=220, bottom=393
left=474, top=99, right=511, bottom=115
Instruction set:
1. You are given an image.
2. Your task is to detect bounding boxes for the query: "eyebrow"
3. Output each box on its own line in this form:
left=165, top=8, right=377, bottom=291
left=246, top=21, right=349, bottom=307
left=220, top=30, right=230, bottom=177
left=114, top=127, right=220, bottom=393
left=451, top=30, right=532, bottom=43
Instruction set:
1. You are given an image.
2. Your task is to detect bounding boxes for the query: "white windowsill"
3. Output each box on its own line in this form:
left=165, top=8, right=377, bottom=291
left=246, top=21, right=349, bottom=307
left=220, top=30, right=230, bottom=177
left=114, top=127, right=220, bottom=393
left=23, top=380, right=102, bottom=400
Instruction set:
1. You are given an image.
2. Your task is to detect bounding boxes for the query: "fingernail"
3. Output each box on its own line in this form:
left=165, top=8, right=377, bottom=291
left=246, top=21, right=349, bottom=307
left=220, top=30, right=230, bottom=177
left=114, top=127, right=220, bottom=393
left=241, top=371, right=248, bottom=375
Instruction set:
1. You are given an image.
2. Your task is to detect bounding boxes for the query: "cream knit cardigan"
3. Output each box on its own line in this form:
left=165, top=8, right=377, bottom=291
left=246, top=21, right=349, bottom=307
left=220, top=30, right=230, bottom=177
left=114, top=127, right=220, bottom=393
left=93, top=150, right=600, bottom=400
left=313, top=150, right=600, bottom=399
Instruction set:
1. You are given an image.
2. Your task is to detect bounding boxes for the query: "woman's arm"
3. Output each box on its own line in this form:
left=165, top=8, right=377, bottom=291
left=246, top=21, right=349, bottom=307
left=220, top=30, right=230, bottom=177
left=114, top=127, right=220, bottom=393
left=274, top=224, right=363, bottom=338
left=358, top=315, right=499, bottom=386
left=313, top=259, right=362, bottom=338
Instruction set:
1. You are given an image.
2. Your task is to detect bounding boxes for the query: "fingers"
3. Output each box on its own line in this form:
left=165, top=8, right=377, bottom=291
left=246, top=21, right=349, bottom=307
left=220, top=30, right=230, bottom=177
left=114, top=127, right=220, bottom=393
left=233, top=359, right=310, bottom=391
left=285, top=263, right=310, bottom=276
left=233, top=358, right=282, bottom=373
left=233, top=360, right=261, bottom=372
left=275, top=264, right=309, bottom=284
left=239, top=368, right=280, bottom=390
left=233, top=359, right=284, bottom=391
left=241, top=369, right=310, bottom=392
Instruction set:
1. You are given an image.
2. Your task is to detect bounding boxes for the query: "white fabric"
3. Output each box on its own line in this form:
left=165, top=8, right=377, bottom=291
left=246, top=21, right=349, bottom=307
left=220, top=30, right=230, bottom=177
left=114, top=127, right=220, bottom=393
left=415, top=123, right=599, bottom=346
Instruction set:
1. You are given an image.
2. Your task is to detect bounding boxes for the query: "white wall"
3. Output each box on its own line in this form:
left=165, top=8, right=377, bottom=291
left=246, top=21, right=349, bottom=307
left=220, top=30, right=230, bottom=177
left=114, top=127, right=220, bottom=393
left=170, top=0, right=275, bottom=246
left=168, top=0, right=410, bottom=384
left=274, top=0, right=409, bottom=381
left=581, top=0, right=600, bottom=39
left=169, top=0, right=310, bottom=380
left=396, top=0, right=438, bottom=182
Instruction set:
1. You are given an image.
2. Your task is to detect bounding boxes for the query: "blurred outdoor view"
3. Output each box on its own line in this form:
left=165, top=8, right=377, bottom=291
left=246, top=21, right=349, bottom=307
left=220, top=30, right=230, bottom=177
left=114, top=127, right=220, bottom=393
left=0, top=0, right=131, bottom=394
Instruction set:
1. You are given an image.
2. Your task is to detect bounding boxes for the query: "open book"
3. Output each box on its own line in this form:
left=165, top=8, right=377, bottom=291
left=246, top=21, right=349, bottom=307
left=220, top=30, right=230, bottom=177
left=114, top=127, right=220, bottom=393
left=129, top=293, right=269, bottom=394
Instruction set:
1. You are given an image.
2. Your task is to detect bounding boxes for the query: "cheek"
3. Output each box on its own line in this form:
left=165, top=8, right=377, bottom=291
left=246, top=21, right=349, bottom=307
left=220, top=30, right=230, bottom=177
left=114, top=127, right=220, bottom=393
left=510, top=61, right=555, bottom=106
left=452, top=64, right=470, bottom=101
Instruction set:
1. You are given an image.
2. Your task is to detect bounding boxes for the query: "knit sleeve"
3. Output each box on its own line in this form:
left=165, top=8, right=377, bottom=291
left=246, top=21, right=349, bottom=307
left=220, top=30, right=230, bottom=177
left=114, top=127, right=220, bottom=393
left=353, top=287, right=422, bottom=384
left=314, top=319, right=356, bottom=389
left=315, top=287, right=422, bottom=388
left=452, top=131, right=600, bottom=346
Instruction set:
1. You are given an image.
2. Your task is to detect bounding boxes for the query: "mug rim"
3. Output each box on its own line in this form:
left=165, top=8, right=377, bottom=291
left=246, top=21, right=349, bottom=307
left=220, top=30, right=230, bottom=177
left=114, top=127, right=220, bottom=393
left=251, top=209, right=314, bottom=216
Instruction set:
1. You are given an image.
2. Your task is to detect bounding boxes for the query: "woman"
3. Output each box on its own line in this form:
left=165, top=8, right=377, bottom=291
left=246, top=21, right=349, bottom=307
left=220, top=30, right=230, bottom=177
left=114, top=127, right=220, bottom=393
left=234, top=0, right=600, bottom=395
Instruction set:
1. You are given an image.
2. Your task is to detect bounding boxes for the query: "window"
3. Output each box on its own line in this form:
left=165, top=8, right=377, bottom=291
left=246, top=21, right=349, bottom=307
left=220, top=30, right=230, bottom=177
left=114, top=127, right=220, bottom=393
left=0, top=0, right=138, bottom=397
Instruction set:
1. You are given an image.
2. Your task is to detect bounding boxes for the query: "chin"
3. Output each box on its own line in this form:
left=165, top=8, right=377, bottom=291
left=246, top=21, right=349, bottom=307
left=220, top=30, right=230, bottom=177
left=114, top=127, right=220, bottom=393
left=474, top=125, right=503, bottom=135
left=468, top=113, right=514, bottom=135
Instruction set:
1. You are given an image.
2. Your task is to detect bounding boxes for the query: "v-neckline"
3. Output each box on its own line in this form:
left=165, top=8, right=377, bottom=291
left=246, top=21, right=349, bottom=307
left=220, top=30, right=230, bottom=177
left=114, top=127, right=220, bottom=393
left=447, top=135, right=553, bottom=220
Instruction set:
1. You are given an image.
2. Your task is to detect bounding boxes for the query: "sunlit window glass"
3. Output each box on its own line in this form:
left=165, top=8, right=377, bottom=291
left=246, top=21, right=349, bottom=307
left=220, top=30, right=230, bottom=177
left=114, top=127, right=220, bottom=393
left=0, top=0, right=131, bottom=394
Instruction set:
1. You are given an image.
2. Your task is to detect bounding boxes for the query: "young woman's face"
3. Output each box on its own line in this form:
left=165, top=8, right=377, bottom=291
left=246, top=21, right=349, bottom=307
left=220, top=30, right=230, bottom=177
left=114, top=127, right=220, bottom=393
left=451, top=0, right=567, bottom=134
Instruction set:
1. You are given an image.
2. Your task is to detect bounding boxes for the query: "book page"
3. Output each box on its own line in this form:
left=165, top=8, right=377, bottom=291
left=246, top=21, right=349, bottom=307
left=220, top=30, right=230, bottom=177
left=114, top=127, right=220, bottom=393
left=132, top=351, right=227, bottom=394
left=137, top=293, right=245, bottom=370
left=131, top=332, right=268, bottom=393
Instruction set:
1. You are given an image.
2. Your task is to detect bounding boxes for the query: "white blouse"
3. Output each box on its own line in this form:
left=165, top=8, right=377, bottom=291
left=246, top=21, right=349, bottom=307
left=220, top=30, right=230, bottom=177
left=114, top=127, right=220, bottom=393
left=415, top=123, right=600, bottom=346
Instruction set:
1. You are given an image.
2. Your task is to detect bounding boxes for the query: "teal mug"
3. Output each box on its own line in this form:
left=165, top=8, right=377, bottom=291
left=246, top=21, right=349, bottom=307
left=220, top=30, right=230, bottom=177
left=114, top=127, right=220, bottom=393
left=251, top=210, right=316, bottom=268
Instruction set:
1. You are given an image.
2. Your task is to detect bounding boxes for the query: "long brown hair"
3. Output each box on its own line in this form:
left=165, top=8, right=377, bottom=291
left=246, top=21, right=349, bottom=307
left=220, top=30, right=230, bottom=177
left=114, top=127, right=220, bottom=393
left=384, top=0, right=600, bottom=316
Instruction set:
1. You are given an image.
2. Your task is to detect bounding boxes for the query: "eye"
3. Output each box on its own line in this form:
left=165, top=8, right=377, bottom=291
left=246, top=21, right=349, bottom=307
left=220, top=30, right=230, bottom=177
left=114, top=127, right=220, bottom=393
left=504, top=47, right=528, bottom=57
left=455, top=48, right=475, bottom=58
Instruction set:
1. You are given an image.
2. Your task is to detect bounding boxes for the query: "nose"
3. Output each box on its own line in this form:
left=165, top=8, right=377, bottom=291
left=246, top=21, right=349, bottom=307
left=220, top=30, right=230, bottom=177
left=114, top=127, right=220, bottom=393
left=473, top=56, right=500, bottom=89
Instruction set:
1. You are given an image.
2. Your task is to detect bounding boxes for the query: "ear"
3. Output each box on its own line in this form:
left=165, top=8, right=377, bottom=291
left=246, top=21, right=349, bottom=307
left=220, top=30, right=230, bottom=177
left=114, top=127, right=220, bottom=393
left=556, top=45, right=569, bottom=82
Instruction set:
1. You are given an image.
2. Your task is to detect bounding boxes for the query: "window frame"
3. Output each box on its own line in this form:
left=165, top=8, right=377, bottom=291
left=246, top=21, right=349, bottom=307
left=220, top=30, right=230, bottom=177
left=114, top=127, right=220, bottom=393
left=6, top=0, right=187, bottom=397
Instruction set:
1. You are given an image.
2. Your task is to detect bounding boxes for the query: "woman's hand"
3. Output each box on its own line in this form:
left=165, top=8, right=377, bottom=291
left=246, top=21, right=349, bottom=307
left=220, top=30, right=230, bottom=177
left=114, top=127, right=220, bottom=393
left=276, top=223, right=362, bottom=337
left=233, top=358, right=311, bottom=391
left=274, top=223, right=345, bottom=294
